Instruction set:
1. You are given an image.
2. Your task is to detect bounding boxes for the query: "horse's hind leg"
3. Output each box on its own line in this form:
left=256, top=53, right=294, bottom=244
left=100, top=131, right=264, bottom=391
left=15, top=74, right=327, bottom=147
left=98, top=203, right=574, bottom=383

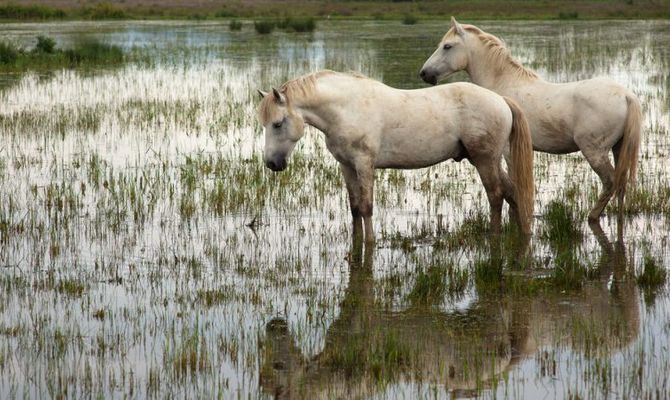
left=340, top=164, right=363, bottom=241
left=612, top=140, right=625, bottom=219
left=581, top=148, right=615, bottom=221
left=472, top=160, right=504, bottom=234
left=500, top=171, right=521, bottom=227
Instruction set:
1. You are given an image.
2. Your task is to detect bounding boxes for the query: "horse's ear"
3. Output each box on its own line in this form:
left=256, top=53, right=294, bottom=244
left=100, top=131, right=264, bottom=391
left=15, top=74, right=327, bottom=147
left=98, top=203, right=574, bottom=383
left=451, top=16, right=465, bottom=36
left=257, top=89, right=268, bottom=100
left=272, top=87, right=286, bottom=104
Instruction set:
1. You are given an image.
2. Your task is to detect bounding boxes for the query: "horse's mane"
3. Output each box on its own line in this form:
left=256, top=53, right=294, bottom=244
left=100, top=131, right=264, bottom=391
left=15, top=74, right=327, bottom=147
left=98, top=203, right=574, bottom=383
left=449, top=25, right=538, bottom=81
left=259, top=70, right=367, bottom=123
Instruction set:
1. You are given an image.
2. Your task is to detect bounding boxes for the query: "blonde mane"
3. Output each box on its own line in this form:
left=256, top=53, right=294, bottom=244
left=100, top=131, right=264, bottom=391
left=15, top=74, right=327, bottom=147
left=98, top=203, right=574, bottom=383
left=259, top=70, right=367, bottom=123
left=448, top=25, right=539, bottom=81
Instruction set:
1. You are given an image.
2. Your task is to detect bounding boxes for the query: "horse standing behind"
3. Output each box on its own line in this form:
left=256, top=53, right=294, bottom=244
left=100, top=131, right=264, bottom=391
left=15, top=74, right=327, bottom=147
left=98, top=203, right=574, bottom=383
left=420, top=17, right=642, bottom=221
left=258, top=70, right=534, bottom=242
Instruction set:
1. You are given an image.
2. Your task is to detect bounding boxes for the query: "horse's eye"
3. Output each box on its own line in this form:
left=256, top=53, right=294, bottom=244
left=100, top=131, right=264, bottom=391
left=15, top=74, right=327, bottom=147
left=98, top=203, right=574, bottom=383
left=272, top=121, right=283, bottom=129
left=443, top=44, right=452, bottom=50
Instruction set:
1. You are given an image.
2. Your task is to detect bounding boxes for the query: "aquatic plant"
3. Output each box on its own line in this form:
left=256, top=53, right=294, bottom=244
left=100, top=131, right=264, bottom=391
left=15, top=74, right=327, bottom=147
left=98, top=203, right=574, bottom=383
left=0, top=41, right=18, bottom=64
left=254, top=20, right=275, bottom=34
left=229, top=19, right=243, bottom=31
left=402, top=14, right=417, bottom=25
left=35, top=35, right=56, bottom=53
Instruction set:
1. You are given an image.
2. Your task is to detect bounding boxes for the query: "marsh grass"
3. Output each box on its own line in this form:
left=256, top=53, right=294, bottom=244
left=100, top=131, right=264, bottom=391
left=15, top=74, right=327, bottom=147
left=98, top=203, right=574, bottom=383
left=637, top=253, right=667, bottom=304
left=401, top=14, right=418, bottom=25
left=542, top=200, right=583, bottom=247
left=35, top=35, right=56, bottom=53
left=326, top=330, right=410, bottom=383
left=85, top=3, right=127, bottom=20
left=622, top=186, right=670, bottom=215
left=0, top=36, right=127, bottom=72
left=0, top=19, right=668, bottom=400
left=229, top=19, right=242, bottom=31
left=282, top=17, right=316, bottom=32
left=407, top=264, right=448, bottom=306
left=172, top=330, right=210, bottom=378
left=254, top=20, right=275, bottom=34
left=558, top=11, right=579, bottom=19
left=1, top=1, right=667, bottom=20
left=0, top=42, right=18, bottom=65
left=0, top=4, right=65, bottom=20
left=255, top=17, right=316, bottom=34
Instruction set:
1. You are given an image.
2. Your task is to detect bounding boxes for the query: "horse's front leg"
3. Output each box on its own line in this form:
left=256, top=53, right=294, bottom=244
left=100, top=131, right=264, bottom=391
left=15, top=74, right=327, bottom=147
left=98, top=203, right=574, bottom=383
left=340, top=164, right=363, bottom=241
left=356, top=162, right=376, bottom=243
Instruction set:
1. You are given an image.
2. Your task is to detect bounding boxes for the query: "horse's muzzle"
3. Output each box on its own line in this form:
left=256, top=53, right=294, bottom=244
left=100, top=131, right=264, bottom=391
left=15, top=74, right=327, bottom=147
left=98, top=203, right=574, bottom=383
left=265, top=158, right=287, bottom=172
left=419, top=68, right=438, bottom=85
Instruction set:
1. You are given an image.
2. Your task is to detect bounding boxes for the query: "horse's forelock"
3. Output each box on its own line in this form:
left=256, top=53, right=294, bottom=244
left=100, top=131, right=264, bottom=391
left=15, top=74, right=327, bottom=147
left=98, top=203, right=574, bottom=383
left=259, top=95, right=278, bottom=125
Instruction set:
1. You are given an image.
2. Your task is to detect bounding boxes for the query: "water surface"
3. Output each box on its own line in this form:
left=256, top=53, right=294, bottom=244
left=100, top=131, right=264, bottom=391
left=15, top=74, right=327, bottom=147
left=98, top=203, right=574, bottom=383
left=0, top=19, right=669, bottom=399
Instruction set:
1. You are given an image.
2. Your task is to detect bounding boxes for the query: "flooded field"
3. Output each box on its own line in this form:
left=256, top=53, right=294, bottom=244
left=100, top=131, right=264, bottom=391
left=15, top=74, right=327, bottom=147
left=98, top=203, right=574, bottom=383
left=0, top=19, right=669, bottom=398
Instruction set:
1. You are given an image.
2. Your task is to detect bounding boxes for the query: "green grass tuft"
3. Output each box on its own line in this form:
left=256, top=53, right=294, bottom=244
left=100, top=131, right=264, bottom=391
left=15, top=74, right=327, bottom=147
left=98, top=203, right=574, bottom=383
left=542, top=200, right=582, bottom=246
left=229, top=19, right=243, bottom=31
left=35, top=35, right=56, bottom=53
left=0, top=41, right=18, bottom=65
left=0, top=4, right=66, bottom=20
left=401, top=14, right=417, bottom=24
left=254, top=20, right=275, bottom=34
left=558, top=11, right=579, bottom=19
left=86, top=2, right=127, bottom=20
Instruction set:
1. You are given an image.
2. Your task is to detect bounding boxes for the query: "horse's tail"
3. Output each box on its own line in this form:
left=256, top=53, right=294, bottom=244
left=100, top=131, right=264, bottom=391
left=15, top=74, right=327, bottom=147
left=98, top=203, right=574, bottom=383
left=504, top=97, right=535, bottom=235
left=613, top=94, right=642, bottom=201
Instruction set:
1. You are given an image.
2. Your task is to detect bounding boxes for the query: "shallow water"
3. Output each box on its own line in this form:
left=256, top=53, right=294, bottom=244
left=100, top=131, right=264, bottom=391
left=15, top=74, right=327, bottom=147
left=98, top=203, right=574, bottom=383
left=0, top=19, right=669, bottom=399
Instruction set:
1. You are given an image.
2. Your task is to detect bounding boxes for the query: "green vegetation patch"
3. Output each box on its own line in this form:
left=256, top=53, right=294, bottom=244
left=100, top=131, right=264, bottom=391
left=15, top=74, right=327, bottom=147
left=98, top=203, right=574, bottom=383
left=637, top=253, right=667, bottom=305
left=401, top=14, right=418, bottom=25
left=542, top=200, right=583, bottom=246
left=254, top=17, right=317, bottom=34
left=0, top=4, right=65, bottom=20
left=0, top=35, right=127, bottom=72
left=229, top=19, right=242, bottom=31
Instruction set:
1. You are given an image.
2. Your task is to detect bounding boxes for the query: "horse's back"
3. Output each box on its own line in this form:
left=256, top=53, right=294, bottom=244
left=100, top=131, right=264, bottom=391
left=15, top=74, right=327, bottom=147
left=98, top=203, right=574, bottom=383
left=373, top=82, right=513, bottom=169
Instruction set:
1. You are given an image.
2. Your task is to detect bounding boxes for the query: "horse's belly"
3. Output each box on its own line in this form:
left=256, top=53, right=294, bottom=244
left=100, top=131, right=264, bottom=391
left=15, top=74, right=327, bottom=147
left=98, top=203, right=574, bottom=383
left=532, top=120, right=580, bottom=154
left=375, top=137, right=463, bottom=169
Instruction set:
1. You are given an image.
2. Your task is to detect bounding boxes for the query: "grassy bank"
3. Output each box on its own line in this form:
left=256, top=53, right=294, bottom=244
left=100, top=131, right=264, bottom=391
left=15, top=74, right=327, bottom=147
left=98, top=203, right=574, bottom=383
left=0, top=1, right=669, bottom=21
left=0, top=36, right=127, bottom=72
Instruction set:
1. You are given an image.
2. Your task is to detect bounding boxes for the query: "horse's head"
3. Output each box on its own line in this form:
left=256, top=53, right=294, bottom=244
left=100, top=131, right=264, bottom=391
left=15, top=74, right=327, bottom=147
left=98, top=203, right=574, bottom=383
left=420, top=17, right=471, bottom=85
left=258, top=88, right=305, bottom=172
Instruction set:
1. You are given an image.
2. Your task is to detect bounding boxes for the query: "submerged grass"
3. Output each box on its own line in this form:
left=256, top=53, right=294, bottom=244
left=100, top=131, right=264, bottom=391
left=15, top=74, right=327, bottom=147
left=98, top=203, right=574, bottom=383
left=404, top=254, right=471, bottom=307
left=637, top=253, right=667, bottom=305
left=542, top=200, right=583, bottom=247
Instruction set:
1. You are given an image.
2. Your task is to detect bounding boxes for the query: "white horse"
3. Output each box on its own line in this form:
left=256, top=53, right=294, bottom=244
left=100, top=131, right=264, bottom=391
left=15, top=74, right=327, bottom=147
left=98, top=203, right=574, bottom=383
left=258, top=70, right=535, bottom=242
left=420, top=18, right=642, bottom=221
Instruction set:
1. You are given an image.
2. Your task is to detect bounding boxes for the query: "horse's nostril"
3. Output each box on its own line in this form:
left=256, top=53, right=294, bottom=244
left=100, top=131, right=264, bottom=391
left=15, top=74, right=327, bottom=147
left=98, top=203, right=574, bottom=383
left=420, top=70, right=426, bottom=78
left=266, top=160, right=276, bottom=170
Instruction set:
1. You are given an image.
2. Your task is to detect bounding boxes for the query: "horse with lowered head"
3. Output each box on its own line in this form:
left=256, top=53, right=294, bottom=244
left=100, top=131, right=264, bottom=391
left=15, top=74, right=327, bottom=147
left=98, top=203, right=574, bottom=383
left=258, top=70, right=535, bottom=242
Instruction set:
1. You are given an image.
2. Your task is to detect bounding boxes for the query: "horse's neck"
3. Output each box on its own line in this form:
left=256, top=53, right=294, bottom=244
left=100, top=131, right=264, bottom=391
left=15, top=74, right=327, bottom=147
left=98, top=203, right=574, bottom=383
left=295, top=76, right=358, bottom=134
left=467, top=46, right=539, bottom=92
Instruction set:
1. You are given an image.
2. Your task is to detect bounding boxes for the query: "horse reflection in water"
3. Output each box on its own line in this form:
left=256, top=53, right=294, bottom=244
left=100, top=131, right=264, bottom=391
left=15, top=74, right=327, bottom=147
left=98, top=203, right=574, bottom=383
left=259, top=224, right=639, bottom=399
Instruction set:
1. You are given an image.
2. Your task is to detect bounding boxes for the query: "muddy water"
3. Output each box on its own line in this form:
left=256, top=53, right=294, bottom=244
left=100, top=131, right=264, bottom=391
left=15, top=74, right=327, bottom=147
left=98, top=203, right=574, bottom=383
left=0, top=19, right=668, bottom=399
